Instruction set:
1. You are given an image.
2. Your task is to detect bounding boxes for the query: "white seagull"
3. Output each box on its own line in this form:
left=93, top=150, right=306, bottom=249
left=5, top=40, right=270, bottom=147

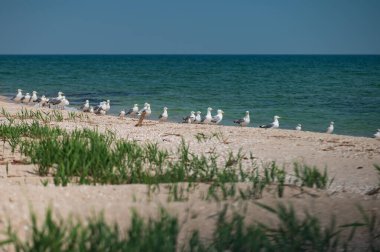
left=202, top=107, right=213, bottom=124
left=144, top=104, right=151, bottom=118
left=48, top=91, right=64, bottom=108
left=31, top=91, right=38, bottom=103
left=105, top=100, right=111, bottom=113
left=126, top=104, right=139, bottom=118
left=326, top=121, right=334, bottom=134
left=21, top=93, right=31, bottom=104
left=194, top=111, right=202, bottom=124
left=295, top=124, right=302, bottom=131
left=183, top=111, right=196, bottom=124
left=159, top=107, right=168, bottom=122
left=211, top=109, right=224, bottom=124
left=81, top=100, right=90, bottom=112
left=94, top=101, right=107, bottom=115
left=138, top=103, right=151, bottom=118
left=233, top=111, right=250, bottom=127
left=35, top=95, right=48, bottom=107
left=119, top=110, right=126, bottom=119
left=260, top=115, right=280, bottom=129
left=12, top=89, right=23, bottom=103
left=374, top=129, right=380, bottom=139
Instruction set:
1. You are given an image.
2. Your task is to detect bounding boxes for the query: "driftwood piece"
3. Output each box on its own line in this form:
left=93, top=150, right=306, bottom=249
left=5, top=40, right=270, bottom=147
left=135, top=111, right=146, bottom=127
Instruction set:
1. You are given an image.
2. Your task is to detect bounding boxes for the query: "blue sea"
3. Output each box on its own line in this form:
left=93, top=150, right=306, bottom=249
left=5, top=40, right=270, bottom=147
left=0, top=55, right=379, bottom=137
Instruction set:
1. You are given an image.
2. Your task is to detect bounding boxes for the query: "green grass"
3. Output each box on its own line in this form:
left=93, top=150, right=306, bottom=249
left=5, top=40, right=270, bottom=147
left=293, top=163, right=330, bottom=189
left=0, top=121, right=335, bottom=201
left=0, top=208, right=179, bottom=252
left=1, top=204, right=377, bottom=251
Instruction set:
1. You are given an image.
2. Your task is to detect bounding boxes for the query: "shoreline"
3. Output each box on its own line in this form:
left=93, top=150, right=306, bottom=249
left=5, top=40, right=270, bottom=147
left=1, top=95, right=376, bottom=139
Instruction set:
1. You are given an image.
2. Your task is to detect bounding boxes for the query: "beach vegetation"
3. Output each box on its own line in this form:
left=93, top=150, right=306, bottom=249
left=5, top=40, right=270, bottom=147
left=1, top=203, right=375, bottom=251
left=293, top=163, right=330, bottom=189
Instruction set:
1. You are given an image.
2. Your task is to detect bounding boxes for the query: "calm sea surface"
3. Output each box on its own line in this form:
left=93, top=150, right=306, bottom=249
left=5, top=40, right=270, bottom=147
left=0, top=55, right=379, bottom=137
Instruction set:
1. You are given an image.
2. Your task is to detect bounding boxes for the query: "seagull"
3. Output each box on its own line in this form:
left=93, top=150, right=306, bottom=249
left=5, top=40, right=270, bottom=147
left=12, top=89, right=23, bottom=103
left=126, top=104, right=139, bottom=118
left=211, top=109, right=224, bottom=124
left=233, top=111, right=250, bottom=127
left=62, top=96, right=69, bottom=107
left=35, top=95, right=48, bottom=107
left=202, top=107, right=213, bottom=124
left=260, top=115, right=280, bottom=129
left=138, top=103, right=151, bottom=118
left=31, top=91, right=38, bottom=103
left=326, top=121, right=334, bottom=134
left=48, top=91, right=64, bottom=108
left=194, top=111, right=202, bottom=124
left=56, top=96, right=69, bottom=109
left=94, top=101, right=107, bottom=115
left=81, top=100, right=90, bottom=112
left=183, top=111, right=196, bottom=124
left=119, top=110, right=126, bottom=119
left=105, top=100, right=111, bottom=113
left=138, top=103, right=149, bottom=115
left=146, top=104, right=152, bottom=118
left=159, top=107, right=168, bottom=122
left=295, top=124, right=302, bottom=131
left=374, top=129, right=380, bottom=139
left=21, top=93, right=31, bottom=104
left=89, top=106, right=94, bottom=113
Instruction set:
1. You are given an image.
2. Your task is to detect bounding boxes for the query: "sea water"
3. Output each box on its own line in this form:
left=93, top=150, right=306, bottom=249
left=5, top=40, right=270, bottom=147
left=0, top=55, right=379, bottom=137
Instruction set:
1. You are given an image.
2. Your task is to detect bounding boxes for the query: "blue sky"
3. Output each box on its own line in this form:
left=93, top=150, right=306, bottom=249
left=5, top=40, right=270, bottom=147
left=0, top=0, right=379, bottom=54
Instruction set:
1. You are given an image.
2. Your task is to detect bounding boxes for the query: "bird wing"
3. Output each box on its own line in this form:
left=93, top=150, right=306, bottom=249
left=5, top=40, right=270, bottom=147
left=126, top=108, right=134, bottom=115
left=259, top=123, right=274, bottom=128
left=211, top=115, right=220, bottom=123
left=233, top=118, right=244, bottom=124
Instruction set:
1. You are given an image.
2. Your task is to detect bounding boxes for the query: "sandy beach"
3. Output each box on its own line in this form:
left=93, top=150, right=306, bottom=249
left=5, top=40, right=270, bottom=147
left=0, top=97, right=379, bottom=248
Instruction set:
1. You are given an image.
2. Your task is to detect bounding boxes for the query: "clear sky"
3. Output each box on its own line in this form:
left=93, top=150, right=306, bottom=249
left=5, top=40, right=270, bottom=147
left=0, top=0, right=379, bottom=54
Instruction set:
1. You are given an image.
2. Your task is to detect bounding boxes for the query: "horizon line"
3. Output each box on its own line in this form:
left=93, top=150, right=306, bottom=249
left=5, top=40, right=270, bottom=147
left=0, top=53, right=379, bottom=56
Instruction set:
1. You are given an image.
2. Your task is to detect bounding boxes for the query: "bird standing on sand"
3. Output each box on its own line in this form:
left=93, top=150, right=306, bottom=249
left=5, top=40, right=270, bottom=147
left=202, top=107, right=213, bottom=124
left=48, top=91, right=64, bottom=108
left=183, top=111, right=196, bottom=124
left=159, top=107, right=168, bottom=122
left=211, top=109, right=224, bottom=124
left=31, top=91, right=38, bottom=103
left=260, top=115, right=280, bottom=129
left=21, top=93, right=31, bottom=104
left=59, top=96, right=69, bottom=109
left=105, top=100, right=111, bottom=113
left=138, top=103, right=151, bottom=118
left=94, top=101, right=107, bottom=115
left=144, top=104, right=151, bottom=118
left=12, top=89, right=23, bottom=103
left=374, top=129, right=380, bottom=139
left=295, top=124, right=302, bottom=131
left=194, top=111, right=202, bottom=124
left=326, top=122, right=334, bottom=134
left=119, top=110, right=126, bottom=119
left=126, top=104, right=139, bottom=118
left=233, top=111, right=250, bottom=127
left=81, top=100, right=90, bottom=112
left=35, top=95, right=47, bottom=107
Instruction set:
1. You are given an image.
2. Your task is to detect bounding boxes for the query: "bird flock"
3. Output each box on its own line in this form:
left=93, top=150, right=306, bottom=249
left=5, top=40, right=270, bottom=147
left=10, top=89, right=380, bottom=138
